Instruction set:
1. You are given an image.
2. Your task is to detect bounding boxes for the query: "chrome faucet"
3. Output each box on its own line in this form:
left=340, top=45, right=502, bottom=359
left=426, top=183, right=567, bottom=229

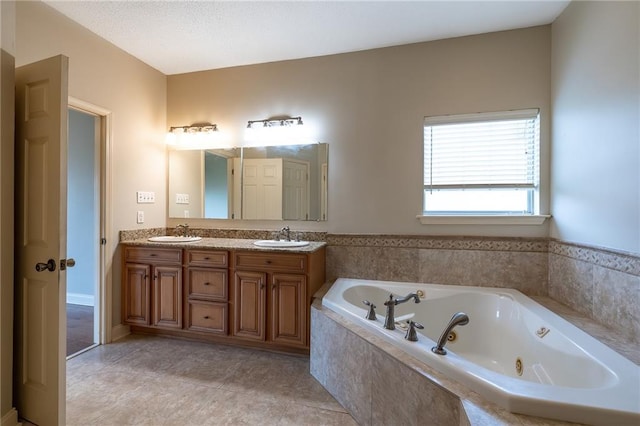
left=383, top=293, right=420, bottom=330
left=279, top=226, right=291, bottom=241
left=431, top=312, right=469, bottom=355
left=175, top=223, right=189, bottom=237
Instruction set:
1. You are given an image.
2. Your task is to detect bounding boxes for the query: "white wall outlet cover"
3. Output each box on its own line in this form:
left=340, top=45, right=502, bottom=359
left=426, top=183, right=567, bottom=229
left=137, top=210, right=144, bottom=224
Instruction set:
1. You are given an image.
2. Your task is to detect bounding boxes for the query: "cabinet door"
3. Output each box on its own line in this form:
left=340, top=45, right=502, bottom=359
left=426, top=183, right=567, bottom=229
left=124, top=263, right=150, bottom=325
left=270, top=273, right=307, bottom=347
left=153, top=265, right=183, bottom=329
left=233, top=271, right=266, bottom=341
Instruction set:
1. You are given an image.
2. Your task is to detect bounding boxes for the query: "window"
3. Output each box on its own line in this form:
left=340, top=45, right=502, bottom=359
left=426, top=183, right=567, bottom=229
left=423, top=109, right=540, bottom=216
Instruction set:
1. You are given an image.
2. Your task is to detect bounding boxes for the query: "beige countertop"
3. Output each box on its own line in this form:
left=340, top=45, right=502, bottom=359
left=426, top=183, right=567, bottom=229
left=120, top=237, right=326, bottom=253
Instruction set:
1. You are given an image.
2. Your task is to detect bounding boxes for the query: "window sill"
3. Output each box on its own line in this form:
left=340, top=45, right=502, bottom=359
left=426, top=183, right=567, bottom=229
left=417, top=215, right=550, bottom=226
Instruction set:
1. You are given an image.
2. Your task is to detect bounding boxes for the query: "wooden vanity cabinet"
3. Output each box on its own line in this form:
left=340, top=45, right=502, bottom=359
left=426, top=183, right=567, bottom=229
left=232, top=248, right=325, bottom=350
left=184, top=250, right=229, bottom=335
left=123, top=247, right=183, bottom=329
left=122, top=243, right=325, bottom=353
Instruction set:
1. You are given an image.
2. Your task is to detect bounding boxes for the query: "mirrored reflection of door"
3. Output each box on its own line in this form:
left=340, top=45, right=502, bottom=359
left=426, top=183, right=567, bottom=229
left=283, top=159, right=309, bottom=220
left=243, top=158, right=283, bottom=220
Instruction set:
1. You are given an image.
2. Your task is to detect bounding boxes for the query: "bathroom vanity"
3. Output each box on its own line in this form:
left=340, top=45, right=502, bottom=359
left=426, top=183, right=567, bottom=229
left=121, top=238, right=326, bottom=354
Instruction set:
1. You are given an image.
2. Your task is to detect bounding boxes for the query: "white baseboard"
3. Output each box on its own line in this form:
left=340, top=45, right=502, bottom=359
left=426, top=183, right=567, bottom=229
left=1, top=408, right=19, bottom=426
left=67, top=292, right=94, bottom=306
left=111, top=324, right=130, bottom=342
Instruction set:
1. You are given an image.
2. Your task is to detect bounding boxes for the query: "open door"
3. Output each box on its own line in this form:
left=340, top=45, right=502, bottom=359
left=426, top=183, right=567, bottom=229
left=14, top=55, right=69, bottom=425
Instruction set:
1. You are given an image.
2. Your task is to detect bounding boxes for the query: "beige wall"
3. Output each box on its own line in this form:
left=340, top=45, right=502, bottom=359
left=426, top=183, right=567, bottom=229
left=168, top=26, right=552, bottom=237
left=15, top=1, right=167, bottom=328
left=0, top=0, right=15, bottom=421
left=551, top=1, right=640, bottom=254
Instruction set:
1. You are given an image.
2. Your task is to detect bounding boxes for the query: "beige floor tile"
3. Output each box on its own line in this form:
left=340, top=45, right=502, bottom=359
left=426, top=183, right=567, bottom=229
left=66, top=335, right=354, bottom=426
left=279, top=404, right=359, bottom=426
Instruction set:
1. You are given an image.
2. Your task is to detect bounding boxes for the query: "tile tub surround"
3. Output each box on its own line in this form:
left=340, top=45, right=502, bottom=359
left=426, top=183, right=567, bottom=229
left=326, top=235, right=549, bottom=295
left=310, top=301, right=584, bottom=426
left=549, top=241, right=640, bottom=345
left=326, top=234, right=640, bottom=345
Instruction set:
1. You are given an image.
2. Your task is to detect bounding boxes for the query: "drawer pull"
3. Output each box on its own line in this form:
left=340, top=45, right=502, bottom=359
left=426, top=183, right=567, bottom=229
left=203, top=257, right=210, bottom=260
left=265, top=260, right=272, bottom=264
left=150, top=253, right=157, bottom=257
left=204, top=316, right=210, bottom=319
left=204, top=282, right=210, bottom=286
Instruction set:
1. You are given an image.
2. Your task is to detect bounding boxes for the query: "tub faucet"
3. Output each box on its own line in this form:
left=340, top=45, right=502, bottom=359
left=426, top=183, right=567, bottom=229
left=431, top=312, right=469, bottom=355
left=383, top=293, right=421, bottom=330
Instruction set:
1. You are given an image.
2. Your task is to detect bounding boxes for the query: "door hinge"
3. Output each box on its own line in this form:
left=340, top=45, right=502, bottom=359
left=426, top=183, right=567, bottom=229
left=100, top=238, right=107, bottom=245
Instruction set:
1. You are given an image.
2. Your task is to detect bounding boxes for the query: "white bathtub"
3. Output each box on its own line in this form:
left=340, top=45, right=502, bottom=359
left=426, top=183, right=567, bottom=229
left=322, top=278, right=640, bottom=426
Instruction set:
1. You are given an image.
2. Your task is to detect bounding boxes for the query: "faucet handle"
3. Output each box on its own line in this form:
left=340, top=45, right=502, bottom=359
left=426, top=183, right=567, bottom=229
left=405, top=320, right=424, bottom=342
left=362, top=300, right=377, bottom=320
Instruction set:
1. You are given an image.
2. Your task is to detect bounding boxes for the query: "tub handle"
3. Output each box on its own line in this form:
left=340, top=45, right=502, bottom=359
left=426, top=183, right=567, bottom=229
left=362, top=300, right=377, bottom=320
left=405, top=320, right=424, bottom=342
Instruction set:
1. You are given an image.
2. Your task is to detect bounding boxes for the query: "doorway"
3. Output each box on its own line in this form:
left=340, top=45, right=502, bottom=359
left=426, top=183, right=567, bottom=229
left=66, top=107, right=100, bottom=357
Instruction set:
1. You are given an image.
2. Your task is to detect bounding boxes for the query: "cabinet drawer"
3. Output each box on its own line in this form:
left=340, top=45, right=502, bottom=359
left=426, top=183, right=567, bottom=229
left=187, top=268, right=228, bottom=301
left=187, top=250, right=228, bottom=268
left=125, top=247, right=182, bottom=264
left=187, top=300, right=228, bottom=335
left=234, top=252, right=307, bottom=273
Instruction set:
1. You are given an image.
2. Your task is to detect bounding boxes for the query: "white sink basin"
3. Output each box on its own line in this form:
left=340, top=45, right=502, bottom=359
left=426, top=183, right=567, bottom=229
left=253, top=240, right=310, bottom=248
left=148, top=236, right=202, bottom=243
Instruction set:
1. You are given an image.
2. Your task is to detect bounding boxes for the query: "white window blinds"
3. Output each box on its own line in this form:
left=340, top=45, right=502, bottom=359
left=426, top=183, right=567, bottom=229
left=424, top=109, right=540, bottom=191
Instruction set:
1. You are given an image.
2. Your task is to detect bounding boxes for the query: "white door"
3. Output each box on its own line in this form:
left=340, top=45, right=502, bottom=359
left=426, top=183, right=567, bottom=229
left=15, top=55, right=69, bottom=426
left=283, top=160, right=309, bottom=220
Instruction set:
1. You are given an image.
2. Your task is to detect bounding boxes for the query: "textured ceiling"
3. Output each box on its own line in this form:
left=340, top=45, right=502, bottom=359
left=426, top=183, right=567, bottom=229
left=43, top=1, right=570, bottom=75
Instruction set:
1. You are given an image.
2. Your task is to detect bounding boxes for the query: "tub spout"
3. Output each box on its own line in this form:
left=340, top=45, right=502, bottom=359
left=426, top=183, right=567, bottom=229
left=431, top=312, right=469, bottom=355
left=383, top=293, right=421, bottom=330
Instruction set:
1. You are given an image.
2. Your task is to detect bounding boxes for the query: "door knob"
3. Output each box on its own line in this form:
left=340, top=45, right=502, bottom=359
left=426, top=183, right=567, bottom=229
left=35, top=259, right=56, bottom=272
left=61, top=258, right=76, bottom=271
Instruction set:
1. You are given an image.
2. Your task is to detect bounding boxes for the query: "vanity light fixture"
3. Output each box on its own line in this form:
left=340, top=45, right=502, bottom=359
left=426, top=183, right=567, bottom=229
left=244, top=116, right=313, bottom=147
left=166, top=123, right=229, bottom=149
left=246, top=116, right=304, bottom=128
left=169, top=123, right=218, bottom=134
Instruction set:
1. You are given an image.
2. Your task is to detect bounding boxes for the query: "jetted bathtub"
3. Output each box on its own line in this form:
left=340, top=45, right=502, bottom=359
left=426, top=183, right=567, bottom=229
left=322, top=278, right=640, bottom=426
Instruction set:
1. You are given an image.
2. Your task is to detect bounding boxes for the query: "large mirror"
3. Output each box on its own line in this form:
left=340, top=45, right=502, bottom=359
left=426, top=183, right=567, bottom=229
left=168, top=143, right=328, bottom=221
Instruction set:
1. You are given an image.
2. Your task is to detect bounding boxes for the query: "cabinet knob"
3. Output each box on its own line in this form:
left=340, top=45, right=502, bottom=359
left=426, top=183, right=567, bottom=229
left=204, top=282, right=210, bottom=286
left=260, top=283, right=265, bottom=289
left=204, top=316, right=210, bottom=319
left=204, top=257, right=210, bottom=260
left=265, top=260, right=272, bottom=264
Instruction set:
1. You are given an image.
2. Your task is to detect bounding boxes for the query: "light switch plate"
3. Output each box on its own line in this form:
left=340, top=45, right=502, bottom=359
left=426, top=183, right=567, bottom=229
left=176, top=193, right=190, bottom=204
left=137, top=191, right=155, bottom=204
left=137, top=211, right=144, bottom=224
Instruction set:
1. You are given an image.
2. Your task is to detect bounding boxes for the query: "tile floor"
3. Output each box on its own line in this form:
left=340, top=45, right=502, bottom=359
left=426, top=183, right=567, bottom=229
left=66, top=335, right=356, bottom=425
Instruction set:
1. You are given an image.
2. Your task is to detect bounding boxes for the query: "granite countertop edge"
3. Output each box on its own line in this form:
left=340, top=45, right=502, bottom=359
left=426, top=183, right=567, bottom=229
left=120, top=237, right=326, bottom=253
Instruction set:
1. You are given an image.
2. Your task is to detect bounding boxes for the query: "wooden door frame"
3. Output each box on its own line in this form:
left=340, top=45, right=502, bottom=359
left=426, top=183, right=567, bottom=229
left=67, top=97, right=112, bottom=345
